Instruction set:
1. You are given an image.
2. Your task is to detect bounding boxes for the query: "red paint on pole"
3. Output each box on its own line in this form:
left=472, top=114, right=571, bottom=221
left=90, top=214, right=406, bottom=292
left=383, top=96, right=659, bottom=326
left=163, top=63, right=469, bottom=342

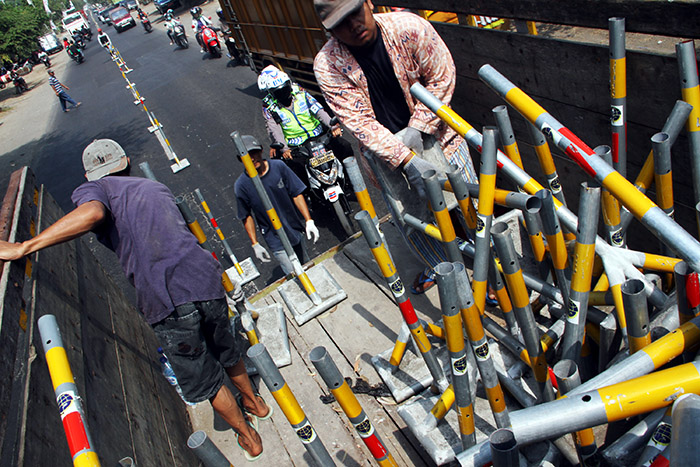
left=210, top=218, right=219, bottom=229
left=612, top=133, right=620, bottom=164
left=559, top=128, right=597, bottom=177
left=649, top=454, right=669, bottom=467
left=363, top=433, right=389, bottom=460
left=548, top=367, right=558, bottom=390
left=62, top=411, right=91, bottom=456
left=686, top=272, right=700, bottom=308
left=398, top=299, right=419, bottom=325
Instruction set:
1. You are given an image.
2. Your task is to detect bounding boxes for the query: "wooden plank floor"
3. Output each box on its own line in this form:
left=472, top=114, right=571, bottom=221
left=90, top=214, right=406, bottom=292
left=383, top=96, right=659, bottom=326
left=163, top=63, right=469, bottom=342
left=189, top=219, right=448, bottom=466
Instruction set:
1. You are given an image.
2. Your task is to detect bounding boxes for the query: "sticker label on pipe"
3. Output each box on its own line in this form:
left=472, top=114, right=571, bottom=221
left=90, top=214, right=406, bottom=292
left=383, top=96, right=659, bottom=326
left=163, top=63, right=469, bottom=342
left=57, top=390, right=78, bottom=421
left=476, top=214, right=487, bottom=238
left=473, top=341, right=490, bottom=361
left=541, top=123, right=563, bottom=146
left=611, top=228, right=624, bottom=247
left=295, top=421, right=318, bottom=444
left=354, top=416, right=376, bottom=438
left=549, top=176, right=562, bottom=194
left=452, top=355, right=468, bottom=375
left=567, top=299, right=581, bottom=324
left=389, top=278, right=405, bottom=298
left=611, top=105, right=624, bottom=126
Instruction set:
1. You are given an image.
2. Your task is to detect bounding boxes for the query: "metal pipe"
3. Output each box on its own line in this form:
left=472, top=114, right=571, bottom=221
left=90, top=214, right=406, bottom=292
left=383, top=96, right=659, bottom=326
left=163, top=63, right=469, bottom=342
left=454, top=262, right=511, bottom=428
left=493, top=105, right=524, bottom=170
left=355, top=210, right=447, bottom=391
left=491, top=221, right=552, bottom=402
left=676, top=41, right=700, bottom=237
left=489, top=428, right=520, bottom=467
left=388, top=323, right=412, bottom=373
left=536, top=189, right=571, bottom=307
left=473, top=127, right=499, bottom=313
left=609, top=17, right=627, bottom=179
left=247, top=344, right=335, bottom=466
left=138, top=161, right=157, bottom=181
left=669, top=393, right=700, bottom=466
left=187, top=431, right=232, bottom=467
left=634, top=407, right=672, bottom=467
left=651, top=136, right=678, bottom=277
left=620, top=100, right=693, bottom=233
left=527, top=122, right=567, bottom=206
left=486, top=250, right=518, bottom=335
left=476, top=64, right=700, bottom=272
left=231, top=131, right=321, bottom=305
left=623, top=278, right=652, bottom=353
left=343, top=157, right=377, bottom=222
left=195, top=188, right=245, bottom=275
left=600, top=408, right=666, bottom=466
left=598, top=312, right=618, bottom=373
left=38, top=315, right=100, bottom=467
left=562, top=183, right=600, bottom=363
left=552, top=360, right=599, bottom=464
left=425, top=171, right=462, bottom=263
left=674, top=261, right=700, bottom=326
left=462, top=184, right=541, bottom=212
left=446, top=165, right=478, bottom=237
left=598, top=145, right=624, bottom=247
left=309, top=347, right=398, bottom=466
left=434, top=263, right=476, bottom=446
left=409, top=82, right=669, bottom=313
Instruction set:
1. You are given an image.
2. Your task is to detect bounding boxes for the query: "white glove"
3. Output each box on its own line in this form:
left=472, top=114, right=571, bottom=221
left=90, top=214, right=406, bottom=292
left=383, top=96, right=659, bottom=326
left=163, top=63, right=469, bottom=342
left=252, top=243, right=271, bottom=263
left=401, top=127, right=424, bottom=154
left=305, top=220, right=320, bottom=243
left=402, top=155, right=438, bottom=199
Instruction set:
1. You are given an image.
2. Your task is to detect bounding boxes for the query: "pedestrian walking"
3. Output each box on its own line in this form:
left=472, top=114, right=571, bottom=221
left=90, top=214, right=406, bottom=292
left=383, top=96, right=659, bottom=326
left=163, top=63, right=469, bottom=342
left=47, top=69, right=81, bottom=113
left=0, top=139, right=270, bottom=461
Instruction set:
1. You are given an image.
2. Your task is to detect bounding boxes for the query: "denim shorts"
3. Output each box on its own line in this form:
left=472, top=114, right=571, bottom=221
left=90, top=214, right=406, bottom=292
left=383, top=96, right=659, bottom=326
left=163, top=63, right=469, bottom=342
left=152, top=297, right=246, bottom=403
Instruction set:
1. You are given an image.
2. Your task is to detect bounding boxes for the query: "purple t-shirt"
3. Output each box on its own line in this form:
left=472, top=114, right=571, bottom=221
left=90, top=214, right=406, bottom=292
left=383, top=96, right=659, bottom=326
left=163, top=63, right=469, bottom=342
left=71, top=177, right=224, bottom=324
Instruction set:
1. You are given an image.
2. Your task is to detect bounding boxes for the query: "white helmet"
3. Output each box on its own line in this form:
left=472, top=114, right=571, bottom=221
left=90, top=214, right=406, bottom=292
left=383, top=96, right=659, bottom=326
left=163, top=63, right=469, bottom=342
left=257, top=65, right=290, bottom=93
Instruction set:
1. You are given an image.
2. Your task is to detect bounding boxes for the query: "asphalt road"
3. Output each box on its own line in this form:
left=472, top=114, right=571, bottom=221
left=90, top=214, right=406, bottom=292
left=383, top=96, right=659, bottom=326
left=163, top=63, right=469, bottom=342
left=0, top=6, right=377, bottom=293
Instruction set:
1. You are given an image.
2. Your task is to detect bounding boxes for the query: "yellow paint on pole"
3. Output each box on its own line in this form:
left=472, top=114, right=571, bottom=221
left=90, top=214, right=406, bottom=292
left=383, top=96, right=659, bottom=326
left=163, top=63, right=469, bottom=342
left=370, top=245, right=397, bottom=278
left=187, top=222, right=208, bottom=244
left=656, top=171, right=674, bottom=214
left=389, top=341, right=407, bottom=367
left=484, top=385, right=507, bottom=413
left=610, top=57, right=627, bottom=98
left=570, top=243, right=596, bottom=293
left=355, top=191, right=377, bottom=219
left=74, top=452, right=101, bottom=467
left=266, top=208, right=282, bottom=230
left=460, top=306, right=486, bottom=342
left=430, top=385, right=455, bottom=420
left=646, top=321, right=700, bottom=368
left=444, top=314, right=464, bottom=353
left=611, top=284, right=628, bottom=335
left=602, top=171, right=656, bottom=219
left=434, top=209, right=456, bottom=242
left=297, top=273, right=317, bottom=296
left=332, top=384, right=363, bottom=418
left=504, top=87, right=546, bottom=124
left=45, top=347, right=75, bottom=390
left=272, top=383, right=306, bottom=426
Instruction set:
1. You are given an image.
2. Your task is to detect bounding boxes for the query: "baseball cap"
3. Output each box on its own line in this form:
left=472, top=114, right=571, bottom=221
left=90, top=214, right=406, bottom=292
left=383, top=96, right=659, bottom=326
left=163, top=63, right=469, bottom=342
left=241, top=135, right=263, bottom=153
left=314, top=0, right=364, bottom=29
left=82, top=139, right=128, bottom=181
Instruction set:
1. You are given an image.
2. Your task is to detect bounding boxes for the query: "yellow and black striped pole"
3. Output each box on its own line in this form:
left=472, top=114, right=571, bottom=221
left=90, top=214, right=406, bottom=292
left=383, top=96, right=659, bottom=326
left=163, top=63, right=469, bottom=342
left=231, top=131, right=321, bottom=305
left=247, top=344, right=334, bottom=465
left=195, top=188, right=245, bottom=277
left=310, top=346, right=398, bottom=466
left=38, top=315, right=100, bottom=467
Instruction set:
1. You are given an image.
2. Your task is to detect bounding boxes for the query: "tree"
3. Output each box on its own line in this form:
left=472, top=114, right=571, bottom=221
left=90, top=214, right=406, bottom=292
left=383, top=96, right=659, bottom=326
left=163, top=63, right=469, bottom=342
left=0, top=4, right=50, bottom=62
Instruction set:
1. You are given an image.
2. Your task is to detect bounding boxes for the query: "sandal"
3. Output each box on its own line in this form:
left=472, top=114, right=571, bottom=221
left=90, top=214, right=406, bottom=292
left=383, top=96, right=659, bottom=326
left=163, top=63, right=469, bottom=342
left=235, top=421, right=263, bottom=462
left=411, top=270, right=436, bottom=294
left=236, top=393, right=274, bottom=426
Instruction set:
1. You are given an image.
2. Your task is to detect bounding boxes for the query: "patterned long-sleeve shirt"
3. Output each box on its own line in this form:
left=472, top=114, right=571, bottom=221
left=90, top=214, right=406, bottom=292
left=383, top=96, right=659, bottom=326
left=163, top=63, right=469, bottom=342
left=314, top=12, right=464, bottom=170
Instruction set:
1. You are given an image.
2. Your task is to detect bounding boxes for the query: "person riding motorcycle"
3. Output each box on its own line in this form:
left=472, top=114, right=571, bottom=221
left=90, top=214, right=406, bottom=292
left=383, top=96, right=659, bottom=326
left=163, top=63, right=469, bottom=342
left=67, top=40, right=84, bottom=63
left=258, top=65, right=352, bottom=185
left=216, top=9, right=239, bottom=61
left=190, top=6, right=214, bottom=53
left=164, top=10, right=182, bottom=45
left=97, top=28, right=115, bottom=58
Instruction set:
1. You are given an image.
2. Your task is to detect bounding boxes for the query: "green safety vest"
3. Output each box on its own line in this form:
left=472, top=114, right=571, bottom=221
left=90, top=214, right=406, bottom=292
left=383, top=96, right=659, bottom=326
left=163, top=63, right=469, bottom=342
left=264, top=85, right=323, bottom=146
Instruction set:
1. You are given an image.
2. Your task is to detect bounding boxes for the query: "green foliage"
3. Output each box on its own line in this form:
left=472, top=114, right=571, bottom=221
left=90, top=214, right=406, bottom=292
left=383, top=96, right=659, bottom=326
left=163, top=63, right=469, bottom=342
left=0, top=3, right=50, bottom=62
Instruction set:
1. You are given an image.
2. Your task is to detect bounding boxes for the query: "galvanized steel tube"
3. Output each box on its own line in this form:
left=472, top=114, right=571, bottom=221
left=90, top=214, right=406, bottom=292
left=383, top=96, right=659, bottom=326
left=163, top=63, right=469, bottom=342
left=527, top=122, right=566, bottom=206
left=669, top=393, right=700, bottom=466
left=609, top=17, right=627, bottom=179
left=489, top=428, right=520, bottom=467
left=493, top=105, right=524, bottom=170
left=187, top=431, right=232, bottom=467
left=598, top=145, right=624, bottom=247
left=247, top=344, right=335, bottom=466
left=536, top=189, right=571, bottom=306
left=435, top=263, right=477, bottom=446
left=674, top=261, right=700, bottom=325
left=425, top=171, right=462, bottom=263
left=622, top=279, right=652, bottom=353
left=446, top=165, right=478, bottom=237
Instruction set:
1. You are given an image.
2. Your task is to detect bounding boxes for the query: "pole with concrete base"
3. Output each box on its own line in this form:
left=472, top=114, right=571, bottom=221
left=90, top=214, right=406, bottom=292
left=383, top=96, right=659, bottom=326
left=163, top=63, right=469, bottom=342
left=309, top=347, right=398, bottom=466
left=231, top=131, right=321, bottom=306
left=247, top=344, right=335, bottom=466
left=355, top=210, right=447, bottom=392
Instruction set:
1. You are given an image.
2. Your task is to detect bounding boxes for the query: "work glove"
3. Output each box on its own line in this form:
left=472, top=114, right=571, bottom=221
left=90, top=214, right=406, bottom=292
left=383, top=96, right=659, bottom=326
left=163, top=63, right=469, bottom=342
left=401, top=127, right=424, bottom=154
left=252, top=242, right=271, bottom=263
left=305, top=220, right=320, bottom=243
left=402, top=155, right=438, bottom=200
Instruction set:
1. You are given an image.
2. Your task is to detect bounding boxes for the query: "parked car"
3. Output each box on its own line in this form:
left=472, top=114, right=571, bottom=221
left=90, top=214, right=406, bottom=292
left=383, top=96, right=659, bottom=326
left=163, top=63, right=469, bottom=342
left=98, top=7, right=116, bottom=24
left=124, top=0, right=138, bottom=10
left=38, top=33, right=63, bottom=54
left=109, top=6, right=136, bottom=32
left=153, top=0, right=180, bottom=15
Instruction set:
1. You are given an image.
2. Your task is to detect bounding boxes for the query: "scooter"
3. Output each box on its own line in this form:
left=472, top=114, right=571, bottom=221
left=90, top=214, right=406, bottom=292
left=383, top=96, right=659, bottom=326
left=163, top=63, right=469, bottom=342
left=141, top=16, right=153, bottom=32
left=40, top=54, right=51, bottom=68
left=11, top=72, right=28, bottom=95
left=69, top=46, right=85, bottom=64
left=199, top=25, right=221, bottom=57
left=171, top=23, right=188, bottom=48
left=273, top=122, right=354, bottom=236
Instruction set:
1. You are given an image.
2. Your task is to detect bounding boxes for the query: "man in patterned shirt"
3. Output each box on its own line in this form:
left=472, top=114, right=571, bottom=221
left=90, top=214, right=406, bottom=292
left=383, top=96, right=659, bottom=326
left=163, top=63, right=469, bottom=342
left=313, top=0, right=477, bottom=293
left=47, top=69, right=81, bottom=113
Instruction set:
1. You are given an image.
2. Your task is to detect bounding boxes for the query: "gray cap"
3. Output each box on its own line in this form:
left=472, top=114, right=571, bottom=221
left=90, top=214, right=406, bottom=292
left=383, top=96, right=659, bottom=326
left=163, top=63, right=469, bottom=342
left=241, top=135, right=263, bottom=153
left=314, top=0, right=364, bottom=29
left=82, top=139, right=128, bottom=181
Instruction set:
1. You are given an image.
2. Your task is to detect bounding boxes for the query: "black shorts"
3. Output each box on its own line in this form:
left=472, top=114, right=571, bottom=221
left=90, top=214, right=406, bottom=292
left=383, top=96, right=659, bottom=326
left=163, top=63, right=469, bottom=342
left=152, top=297, right=246, bottom=403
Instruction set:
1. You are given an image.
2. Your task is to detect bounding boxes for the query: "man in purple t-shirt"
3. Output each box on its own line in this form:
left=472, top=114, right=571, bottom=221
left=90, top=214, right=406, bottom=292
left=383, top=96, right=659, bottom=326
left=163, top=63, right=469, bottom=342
left=0, top=139, right=270, bottom=461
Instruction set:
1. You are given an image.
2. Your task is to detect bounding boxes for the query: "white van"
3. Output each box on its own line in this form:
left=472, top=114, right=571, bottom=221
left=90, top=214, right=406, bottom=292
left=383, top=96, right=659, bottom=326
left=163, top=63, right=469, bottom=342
left=62, top=12, right=89, bottom=34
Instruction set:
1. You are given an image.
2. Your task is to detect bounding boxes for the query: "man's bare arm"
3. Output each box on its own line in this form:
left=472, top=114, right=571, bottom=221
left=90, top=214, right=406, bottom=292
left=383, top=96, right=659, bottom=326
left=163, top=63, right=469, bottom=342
left=0, top=200, right=107, bottom=261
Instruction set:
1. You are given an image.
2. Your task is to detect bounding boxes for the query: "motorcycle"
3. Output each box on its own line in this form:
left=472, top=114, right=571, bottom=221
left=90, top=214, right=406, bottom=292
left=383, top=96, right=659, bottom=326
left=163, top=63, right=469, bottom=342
left=273, top=123, right=354, bottom=236
left=72, top=33, right=86, bottom=49
left=141, top=16, right=153, bottom=33
left=81, top=26, right=93, bottom=41
left=39, top=53, right=51, bottom=68
left=11, top=72, right=29, bottom=95
left=199, top=25, right=221, bottom=57
left=69, top=46, right=85, bottom=64
left=171, top=23, right=188, bottom=48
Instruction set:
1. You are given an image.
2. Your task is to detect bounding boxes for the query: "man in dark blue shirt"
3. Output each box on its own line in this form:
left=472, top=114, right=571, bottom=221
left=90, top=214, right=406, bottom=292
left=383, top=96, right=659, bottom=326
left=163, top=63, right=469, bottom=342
left=0, top=139, right=270, bottom=461
left=234, top=135, right=320, bottom=276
